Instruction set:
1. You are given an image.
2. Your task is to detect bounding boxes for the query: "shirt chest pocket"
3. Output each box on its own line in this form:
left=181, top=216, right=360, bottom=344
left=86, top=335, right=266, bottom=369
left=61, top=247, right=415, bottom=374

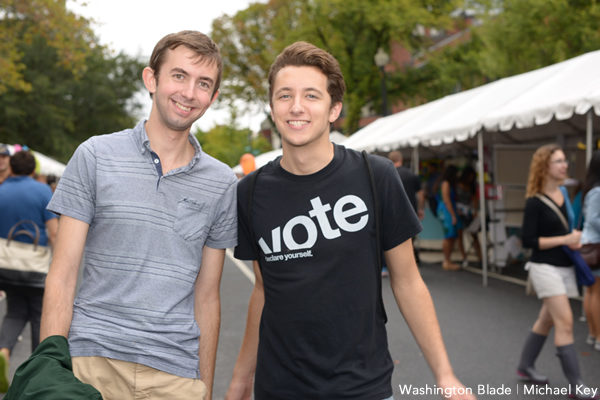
left=173, top=198, right=211, bottom=242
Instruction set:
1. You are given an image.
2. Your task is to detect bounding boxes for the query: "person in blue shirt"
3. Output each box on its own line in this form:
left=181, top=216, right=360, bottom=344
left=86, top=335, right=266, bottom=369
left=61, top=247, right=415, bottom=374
left=0, top=150, right=58, bottom=392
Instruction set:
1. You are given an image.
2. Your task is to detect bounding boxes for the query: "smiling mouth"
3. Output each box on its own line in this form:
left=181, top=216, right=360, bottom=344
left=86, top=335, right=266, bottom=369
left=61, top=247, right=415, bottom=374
left=174, top=101, right=192, bottom=112
left=288, top=120, right=309, bottom=127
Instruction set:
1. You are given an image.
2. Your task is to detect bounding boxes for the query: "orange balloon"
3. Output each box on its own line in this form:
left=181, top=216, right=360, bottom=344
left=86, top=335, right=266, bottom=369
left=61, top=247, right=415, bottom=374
left=240, top=153, right=256, bottom=175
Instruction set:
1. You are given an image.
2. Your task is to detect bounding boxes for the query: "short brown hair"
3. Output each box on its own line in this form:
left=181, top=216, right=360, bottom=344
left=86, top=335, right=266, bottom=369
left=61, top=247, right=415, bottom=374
left=526, top=143, right=563, bottom=198
left=268, top=42, right=345, bottom=107
left=10, top=151, right=36, bottom=176
left=148, top=30, right=222, bottom=97
left=388, top=151, right=403, bottom=163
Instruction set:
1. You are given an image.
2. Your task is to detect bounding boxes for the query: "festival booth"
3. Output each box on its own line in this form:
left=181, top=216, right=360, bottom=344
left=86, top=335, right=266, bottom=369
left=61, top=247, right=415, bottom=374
left=343, top=50, right=600, bottom=286
left=1, top=144, right=67, bottom=177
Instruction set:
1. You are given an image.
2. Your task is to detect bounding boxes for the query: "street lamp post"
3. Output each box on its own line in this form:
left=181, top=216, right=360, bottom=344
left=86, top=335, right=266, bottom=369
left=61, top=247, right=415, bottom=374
left=374, top=47, right=390, bottom=117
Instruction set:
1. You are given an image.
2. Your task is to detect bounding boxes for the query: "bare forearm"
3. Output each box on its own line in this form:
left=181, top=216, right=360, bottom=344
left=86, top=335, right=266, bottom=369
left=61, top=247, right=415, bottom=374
left=538, top=234, right=577, bottom=250
left=198, top=299, right=221, bottom=400
left=232, top=286, right=264, bottom=381
left=442, top=184, right=456, bottom=219
left=40, top=269, right=77, bottom=340
left=392, top=278, right=453, bottom=381
left=40, top=216, right=88, bottom=341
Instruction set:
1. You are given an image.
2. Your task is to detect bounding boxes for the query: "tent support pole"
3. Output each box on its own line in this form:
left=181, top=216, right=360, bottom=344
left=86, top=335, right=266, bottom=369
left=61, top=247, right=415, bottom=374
left=587, top=109, right=593, bottom=165
left=477, top=131, right=488, bottom=287
left=412, top=145, right=420, bottom=175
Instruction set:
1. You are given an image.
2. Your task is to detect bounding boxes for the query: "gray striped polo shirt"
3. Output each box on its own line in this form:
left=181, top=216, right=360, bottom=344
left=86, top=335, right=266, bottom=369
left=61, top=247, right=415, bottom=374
left=48, top=120, right=238, bottom=378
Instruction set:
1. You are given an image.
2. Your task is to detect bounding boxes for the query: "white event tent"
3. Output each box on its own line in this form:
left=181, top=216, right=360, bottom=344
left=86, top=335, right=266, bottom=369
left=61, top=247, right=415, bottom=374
left=343, top=50, right=600, bottom=286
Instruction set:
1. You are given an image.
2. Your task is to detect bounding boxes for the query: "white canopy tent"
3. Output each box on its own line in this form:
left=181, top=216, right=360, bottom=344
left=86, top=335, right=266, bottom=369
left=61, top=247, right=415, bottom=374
left=344, top=50, right=600, bottom=154
left=343, top=50, right=600, bottom=286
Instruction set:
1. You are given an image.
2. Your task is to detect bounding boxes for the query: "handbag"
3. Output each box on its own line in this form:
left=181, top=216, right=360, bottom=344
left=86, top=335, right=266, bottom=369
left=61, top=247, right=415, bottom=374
left=535, top=193, right=596, bottom=287
left=0, top=220, right=52, bottom=288
left=574, top=193, right=600, bottom=271
left=579, top=243, right=600, bottom=270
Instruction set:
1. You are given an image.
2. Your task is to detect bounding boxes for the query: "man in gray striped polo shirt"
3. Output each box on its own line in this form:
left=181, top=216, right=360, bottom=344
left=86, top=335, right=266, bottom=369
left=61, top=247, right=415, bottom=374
left=40, top=31, right=237, bottom=400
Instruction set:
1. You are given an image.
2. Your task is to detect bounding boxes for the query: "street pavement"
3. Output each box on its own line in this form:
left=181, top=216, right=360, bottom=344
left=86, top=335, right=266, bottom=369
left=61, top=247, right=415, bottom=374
left=1, top=255, right=599, bottom=399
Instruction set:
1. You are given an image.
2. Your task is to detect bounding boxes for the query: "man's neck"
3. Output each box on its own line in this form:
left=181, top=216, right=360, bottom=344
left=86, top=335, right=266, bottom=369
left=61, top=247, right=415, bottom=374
left=0, top=169, right=10, bottom=183
left=144, top=119, right=195, bottom=174
left=280, top=139, right=334, bottom=176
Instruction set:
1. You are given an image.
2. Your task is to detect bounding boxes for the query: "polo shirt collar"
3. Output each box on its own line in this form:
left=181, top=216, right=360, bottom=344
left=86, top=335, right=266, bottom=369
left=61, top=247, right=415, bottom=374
left=134, top=119, right=203, bottom=170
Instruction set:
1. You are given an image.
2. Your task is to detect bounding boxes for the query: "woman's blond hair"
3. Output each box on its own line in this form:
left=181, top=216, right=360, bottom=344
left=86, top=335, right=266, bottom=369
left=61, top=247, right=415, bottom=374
left=526, top=143, right=562, bottom=198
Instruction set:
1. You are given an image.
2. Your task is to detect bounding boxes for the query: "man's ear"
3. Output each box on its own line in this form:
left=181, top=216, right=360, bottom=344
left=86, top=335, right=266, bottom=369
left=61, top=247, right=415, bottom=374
left=142, top=67, right=157, bottom=95
left=210, top=90, right=219, bottom=106
left=329, top=102, right=343, bottom=123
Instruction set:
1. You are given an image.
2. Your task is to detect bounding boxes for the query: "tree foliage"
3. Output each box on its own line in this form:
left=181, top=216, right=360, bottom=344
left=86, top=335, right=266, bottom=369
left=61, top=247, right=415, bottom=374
left=392, top=0, right=600, bottom=104
left=213, top=0, right=600, bottom=134
left=0, top=0, right=94, bottom=95
left=0, top=34, right=145, bottom=162
left=211, top=0, right=458, bottom=134
left=195, top=120, right=272, bottom=168
left=477, top=0, right=600, bottom=79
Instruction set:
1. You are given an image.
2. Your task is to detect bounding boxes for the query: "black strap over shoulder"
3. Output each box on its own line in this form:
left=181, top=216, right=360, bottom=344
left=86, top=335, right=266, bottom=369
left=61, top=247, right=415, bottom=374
left=362, top=151, right=382, bottom=272
left=362, top=150, right=388, bottom=323
left=247, top=166, right=264, bottom=267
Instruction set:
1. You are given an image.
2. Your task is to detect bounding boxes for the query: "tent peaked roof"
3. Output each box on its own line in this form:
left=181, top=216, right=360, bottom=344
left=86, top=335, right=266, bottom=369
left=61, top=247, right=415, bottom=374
left=344, top=50, right=600, bottom=152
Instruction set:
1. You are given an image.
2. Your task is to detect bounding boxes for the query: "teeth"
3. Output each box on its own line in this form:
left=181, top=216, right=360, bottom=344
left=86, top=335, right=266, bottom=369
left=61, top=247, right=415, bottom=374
left=175, top=102, right=191, bottom=112
left=289, top=121, right=308, bottom=127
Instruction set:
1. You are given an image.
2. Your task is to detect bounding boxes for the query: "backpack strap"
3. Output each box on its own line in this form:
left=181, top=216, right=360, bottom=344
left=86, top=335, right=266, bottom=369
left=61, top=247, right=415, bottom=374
left=247, top=166, right=264, bottom=269
left=362, top=150, right=388, bottom=323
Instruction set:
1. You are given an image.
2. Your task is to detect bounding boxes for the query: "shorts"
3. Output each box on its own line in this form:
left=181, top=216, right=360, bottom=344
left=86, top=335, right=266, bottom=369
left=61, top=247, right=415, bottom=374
left=437, top=202, right=463, bottom=239
left=525, top=262, right=579, bottom=299
left=72, top=356, right=207, bottom=400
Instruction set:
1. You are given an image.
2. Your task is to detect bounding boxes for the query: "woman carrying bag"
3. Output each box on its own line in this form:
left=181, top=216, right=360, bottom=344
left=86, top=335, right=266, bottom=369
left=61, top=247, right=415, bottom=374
left=582, top=150, right=600, bottom=351
left=516, top=144, right=597, bottom=399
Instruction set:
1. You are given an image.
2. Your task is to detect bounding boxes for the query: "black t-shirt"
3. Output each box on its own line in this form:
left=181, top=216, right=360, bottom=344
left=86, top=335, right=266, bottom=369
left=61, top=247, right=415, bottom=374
left=522, top=195, right=572, bottom=267
left=396, top=166, right=421, bottom=213
left=235, top=144, right=422, bottom=400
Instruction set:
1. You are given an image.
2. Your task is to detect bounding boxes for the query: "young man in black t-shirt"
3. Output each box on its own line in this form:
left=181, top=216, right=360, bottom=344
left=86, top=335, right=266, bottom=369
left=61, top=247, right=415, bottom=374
left=226, top=42, right=476, bottom=400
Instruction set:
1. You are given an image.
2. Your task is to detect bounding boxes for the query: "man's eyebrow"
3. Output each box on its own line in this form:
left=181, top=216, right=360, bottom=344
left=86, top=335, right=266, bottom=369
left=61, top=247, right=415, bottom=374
left=275, top=87, right=292, bottom=94
left=170, top=67, right=189, bottom=76
left=274, top=87, right=324, bottom=95
left=170, top=68, right=215, bottom=84
left=303, top=87, right=324, bottom=94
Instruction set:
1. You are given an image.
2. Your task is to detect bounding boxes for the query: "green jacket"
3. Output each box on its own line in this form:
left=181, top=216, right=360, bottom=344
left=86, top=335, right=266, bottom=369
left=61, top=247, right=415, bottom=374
left=5, top=335, right=102, bottom=400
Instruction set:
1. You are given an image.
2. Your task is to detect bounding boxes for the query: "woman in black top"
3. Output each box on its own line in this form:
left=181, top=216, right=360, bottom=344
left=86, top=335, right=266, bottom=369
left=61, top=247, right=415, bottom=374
left=516, top=144, right=596, bottom=399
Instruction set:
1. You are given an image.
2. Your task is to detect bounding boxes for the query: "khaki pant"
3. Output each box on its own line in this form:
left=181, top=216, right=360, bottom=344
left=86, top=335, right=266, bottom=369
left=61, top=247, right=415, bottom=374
left=72, top=356, right=207, bottom=400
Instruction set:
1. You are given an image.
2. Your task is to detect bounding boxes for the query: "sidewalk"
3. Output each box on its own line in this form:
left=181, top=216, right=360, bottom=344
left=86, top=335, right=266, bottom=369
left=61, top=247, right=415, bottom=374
left=1, top=257, right=598, bottom=400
